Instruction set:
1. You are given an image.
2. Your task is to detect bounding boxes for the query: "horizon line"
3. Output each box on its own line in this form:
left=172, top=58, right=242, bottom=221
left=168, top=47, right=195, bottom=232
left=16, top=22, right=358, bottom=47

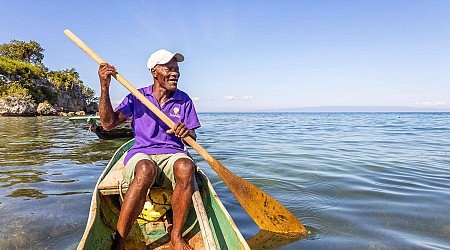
left=197, top=105, right=450, bottom=113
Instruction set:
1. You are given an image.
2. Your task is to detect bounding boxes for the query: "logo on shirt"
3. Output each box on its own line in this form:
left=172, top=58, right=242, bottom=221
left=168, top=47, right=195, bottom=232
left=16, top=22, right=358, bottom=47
left=170, top=107, right=181, bottom=118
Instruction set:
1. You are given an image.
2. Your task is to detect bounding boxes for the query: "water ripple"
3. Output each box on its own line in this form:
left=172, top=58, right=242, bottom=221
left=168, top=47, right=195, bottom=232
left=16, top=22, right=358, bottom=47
left=1, top=113, right=450, bottom=249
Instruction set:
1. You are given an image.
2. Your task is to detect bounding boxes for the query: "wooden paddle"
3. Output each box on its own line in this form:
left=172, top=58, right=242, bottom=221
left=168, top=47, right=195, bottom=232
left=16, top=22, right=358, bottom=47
left=64, top=29, right=307, bottom=235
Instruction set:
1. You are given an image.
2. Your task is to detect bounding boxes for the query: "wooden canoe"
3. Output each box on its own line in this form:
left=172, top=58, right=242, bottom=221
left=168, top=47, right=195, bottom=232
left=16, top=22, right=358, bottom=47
left=77, top=139, right=250, bottom=249
left=69, top=116, right=133, bottom=140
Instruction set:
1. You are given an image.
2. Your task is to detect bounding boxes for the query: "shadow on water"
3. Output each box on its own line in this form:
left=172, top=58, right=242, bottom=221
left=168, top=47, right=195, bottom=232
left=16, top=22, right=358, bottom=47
left=246, top=228, right=319, bottom=250
left=247, top=231, right=301, bottom=249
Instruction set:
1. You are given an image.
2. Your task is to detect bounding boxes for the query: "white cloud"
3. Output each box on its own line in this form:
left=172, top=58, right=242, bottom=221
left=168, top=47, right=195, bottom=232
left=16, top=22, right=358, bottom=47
left=191, top=97, right=200, bottom=102
left=414, top=101, right=448, bottom=107
left=222, top=95, right=254, bottom=101
left=223, top=96, right=236, bottom=101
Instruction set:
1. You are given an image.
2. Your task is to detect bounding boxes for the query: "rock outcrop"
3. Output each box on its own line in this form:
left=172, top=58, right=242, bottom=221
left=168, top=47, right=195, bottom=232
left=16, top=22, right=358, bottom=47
left=36, top=100, right=57, bottom=115
left=0, top=94, right=37, bottom=116
left=56, top=84, right=87, bottom=112
left=0, top=74, right=97, bottom=116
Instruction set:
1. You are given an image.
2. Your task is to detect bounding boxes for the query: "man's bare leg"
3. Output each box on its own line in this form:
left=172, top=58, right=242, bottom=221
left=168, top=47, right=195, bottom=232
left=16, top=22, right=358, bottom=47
left=111, top=160, right=156, bottom=250
left=170, top=158, right=195, bottom=250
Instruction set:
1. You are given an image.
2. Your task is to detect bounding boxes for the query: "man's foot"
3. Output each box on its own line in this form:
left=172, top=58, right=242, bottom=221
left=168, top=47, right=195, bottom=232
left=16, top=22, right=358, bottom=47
left=170, top=235, right=193, bottom=250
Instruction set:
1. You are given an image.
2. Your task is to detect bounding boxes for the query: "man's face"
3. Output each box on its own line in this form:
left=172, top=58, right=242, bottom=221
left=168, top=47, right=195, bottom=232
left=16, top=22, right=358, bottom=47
left=152, top=58, right=180, bottom=91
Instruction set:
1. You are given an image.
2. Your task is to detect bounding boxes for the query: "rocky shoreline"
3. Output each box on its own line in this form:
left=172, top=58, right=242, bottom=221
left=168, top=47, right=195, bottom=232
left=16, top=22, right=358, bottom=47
left=1, top=40, right=98, bottom=117
left=0, top=74, right=98, bottom=117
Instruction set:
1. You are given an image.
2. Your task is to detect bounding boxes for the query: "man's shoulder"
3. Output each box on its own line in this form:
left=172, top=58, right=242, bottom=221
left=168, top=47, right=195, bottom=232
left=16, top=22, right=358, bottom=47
left=175, top=89, right=193, bottom=102
left=122, top=86, right=150, bottom=99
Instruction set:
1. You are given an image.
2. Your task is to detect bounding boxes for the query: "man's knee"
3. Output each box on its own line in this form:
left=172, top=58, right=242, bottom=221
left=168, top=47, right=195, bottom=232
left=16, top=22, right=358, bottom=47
left=173, top=158, right=194, bottom=185
left=134, top=160, right=156, bottom=185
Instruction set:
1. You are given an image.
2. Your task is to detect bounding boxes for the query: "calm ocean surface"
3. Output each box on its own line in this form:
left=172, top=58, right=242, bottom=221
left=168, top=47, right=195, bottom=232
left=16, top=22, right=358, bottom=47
left=0, top=112, right=449, bottom=249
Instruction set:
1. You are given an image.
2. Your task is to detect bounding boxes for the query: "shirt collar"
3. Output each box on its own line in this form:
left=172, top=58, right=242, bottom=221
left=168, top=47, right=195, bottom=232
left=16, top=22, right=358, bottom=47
left=144, top=84, right=182, bottom=101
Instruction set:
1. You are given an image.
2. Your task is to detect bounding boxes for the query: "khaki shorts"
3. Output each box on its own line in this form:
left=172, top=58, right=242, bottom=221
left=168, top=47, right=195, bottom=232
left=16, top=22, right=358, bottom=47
left=123, top=152, right=193, bottom=190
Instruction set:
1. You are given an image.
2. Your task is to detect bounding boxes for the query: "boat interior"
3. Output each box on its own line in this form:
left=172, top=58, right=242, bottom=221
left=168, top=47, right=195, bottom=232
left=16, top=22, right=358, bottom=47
left=96, top=155, right=204, bottom=249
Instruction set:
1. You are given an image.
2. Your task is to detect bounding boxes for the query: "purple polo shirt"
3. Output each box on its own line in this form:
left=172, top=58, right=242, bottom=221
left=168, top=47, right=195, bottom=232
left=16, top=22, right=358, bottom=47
left=116, top=85, right=201, bottom=165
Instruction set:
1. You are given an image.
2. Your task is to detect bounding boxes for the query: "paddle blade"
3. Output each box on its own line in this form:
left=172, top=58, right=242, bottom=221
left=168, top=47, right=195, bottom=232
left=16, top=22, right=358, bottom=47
left=207, top=156, right=307, bottom=235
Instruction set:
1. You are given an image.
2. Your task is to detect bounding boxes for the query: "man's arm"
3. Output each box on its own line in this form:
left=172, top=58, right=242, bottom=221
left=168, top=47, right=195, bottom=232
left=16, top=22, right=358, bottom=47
left=98, top=63, right=127, bottom=131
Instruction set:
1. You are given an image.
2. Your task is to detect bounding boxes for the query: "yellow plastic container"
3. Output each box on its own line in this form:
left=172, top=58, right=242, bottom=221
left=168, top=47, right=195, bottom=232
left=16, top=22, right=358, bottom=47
left=137, top=189, right=172, bottom=223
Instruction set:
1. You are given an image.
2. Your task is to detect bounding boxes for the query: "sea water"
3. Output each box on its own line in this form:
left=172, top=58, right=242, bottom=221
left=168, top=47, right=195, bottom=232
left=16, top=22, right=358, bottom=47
left=0, top=113, right=449, bottom=249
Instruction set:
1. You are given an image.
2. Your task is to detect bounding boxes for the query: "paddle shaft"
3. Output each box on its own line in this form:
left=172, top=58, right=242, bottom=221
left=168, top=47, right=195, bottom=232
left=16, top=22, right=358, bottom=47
left=64, top=29, right=307, bottom=235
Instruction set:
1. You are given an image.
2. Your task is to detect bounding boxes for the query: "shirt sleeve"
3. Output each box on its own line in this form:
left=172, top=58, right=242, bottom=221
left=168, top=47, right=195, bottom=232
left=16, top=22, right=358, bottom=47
left=183, top=99, right=201, bottom=130
left=115, top=94, right=133, bottom=119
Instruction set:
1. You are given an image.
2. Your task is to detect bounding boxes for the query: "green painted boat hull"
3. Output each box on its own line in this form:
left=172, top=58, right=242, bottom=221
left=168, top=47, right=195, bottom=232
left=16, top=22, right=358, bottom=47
left=77, top=139, right=249, bottom=249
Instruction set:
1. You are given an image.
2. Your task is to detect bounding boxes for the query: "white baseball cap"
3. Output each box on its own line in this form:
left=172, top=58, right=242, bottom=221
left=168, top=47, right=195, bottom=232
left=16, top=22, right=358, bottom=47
left=147, top=49, right=184, bottom=70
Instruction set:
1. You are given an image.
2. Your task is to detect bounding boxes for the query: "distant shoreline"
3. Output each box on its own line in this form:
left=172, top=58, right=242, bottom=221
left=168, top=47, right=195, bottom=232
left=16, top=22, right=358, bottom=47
left=198, top=106, right=450, bottom=113
left=197, top=111, right=450, bottom=114
left=0, top=111, right=94, bottom=117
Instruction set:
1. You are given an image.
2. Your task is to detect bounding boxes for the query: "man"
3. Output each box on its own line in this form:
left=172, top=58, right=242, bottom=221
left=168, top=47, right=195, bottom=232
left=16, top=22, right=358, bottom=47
left=98, top=49, right=200, bottom=250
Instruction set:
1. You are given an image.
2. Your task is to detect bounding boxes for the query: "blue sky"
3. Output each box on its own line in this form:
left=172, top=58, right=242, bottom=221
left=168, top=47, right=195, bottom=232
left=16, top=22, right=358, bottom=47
left=1, top=0, right=449, bottom=112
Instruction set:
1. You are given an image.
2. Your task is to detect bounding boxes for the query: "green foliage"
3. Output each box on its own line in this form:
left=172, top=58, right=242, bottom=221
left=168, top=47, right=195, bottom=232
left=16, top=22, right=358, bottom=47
left=48, top=68, right=96, bottom=103
left=0, top=56, right=45, bottom=79
left=30, top=83, right=57, bottom=103
left=81, top=85, right=96, bottom=104
left=48, top=68, right=80, bottom=89
left=0, top=78, right=55, bottom=103
left=0, top=40, right=44, bottom=65
left=37, top=85, right=57, bottom=103
left=0, top=81, right=31, bottom=98
left=0, top=40, right=96, bottom=105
